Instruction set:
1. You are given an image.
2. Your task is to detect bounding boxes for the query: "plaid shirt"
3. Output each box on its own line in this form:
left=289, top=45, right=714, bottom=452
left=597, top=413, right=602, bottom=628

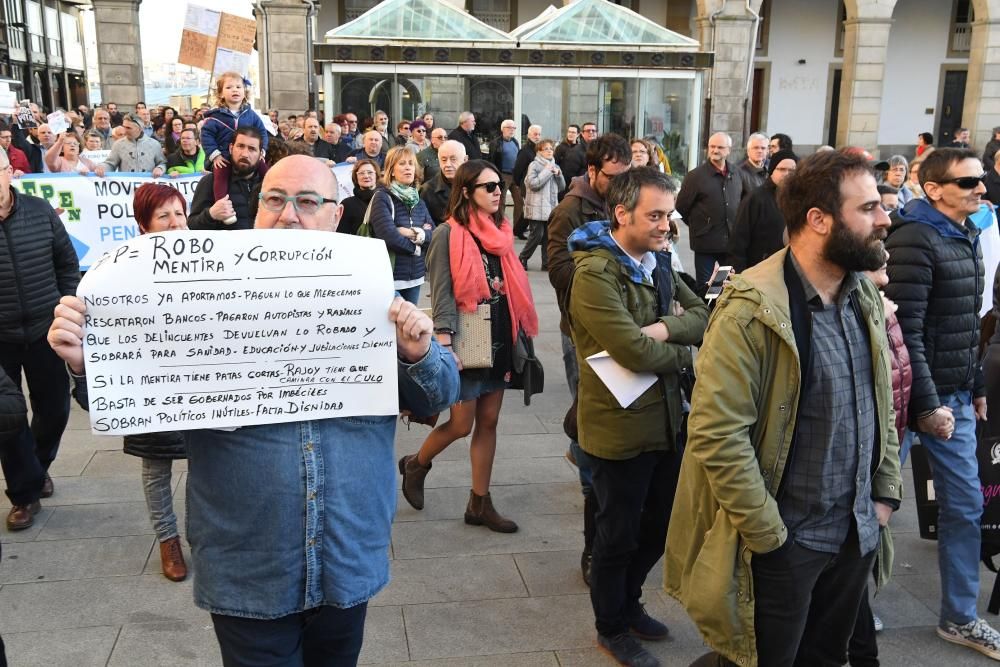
left=778, top=254, right=879, bottom=555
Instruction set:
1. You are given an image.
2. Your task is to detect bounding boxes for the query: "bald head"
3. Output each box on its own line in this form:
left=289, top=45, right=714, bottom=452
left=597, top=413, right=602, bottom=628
left=438, top=139, right=468, bottom=181
left=707, top=131, right=732, bottom=168
left=256, top=155, right=341, bottom=231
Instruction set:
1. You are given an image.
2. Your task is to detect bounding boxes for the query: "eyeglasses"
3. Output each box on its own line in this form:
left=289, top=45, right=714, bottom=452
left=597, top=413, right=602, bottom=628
left=413, top=128, right=425, bottom=133
left=402, top=126, right=410, bottom=131
left=258, top=191, right=337, bottom=214
left=881, top=203, right=898, bottom=212
left=473, top=181, right=503, bottom=193
left=935, top=174, right=987, bottom=190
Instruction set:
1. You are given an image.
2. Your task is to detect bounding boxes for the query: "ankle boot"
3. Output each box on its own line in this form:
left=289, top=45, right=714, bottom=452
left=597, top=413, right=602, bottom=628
left=398, top=454, right=431, bottom=510
left=464, top=490, right=518, bottom=533
left=159, top=536, right=188, bottom=582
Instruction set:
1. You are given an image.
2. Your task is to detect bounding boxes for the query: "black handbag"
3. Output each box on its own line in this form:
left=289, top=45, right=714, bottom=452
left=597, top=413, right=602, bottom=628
left=508, top=329, right=544, bottom=406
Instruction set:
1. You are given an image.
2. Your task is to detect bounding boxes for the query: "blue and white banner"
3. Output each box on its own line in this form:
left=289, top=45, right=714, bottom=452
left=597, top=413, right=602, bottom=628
left=12, top=163, right=358, bottom=271
left=13, top=172, right=202, bottom=270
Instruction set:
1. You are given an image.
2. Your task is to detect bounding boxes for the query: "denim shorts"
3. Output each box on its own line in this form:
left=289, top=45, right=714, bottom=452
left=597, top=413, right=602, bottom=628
left=457, top=371, right=506, bottom=402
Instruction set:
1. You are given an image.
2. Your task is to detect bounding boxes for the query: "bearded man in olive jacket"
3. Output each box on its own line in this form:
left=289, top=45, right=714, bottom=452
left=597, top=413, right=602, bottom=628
left=665, top=150, right=902, bottom=667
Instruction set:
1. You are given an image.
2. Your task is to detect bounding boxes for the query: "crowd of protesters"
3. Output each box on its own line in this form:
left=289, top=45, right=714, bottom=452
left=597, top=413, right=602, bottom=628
left=5, top=76, right=1000, bottom=667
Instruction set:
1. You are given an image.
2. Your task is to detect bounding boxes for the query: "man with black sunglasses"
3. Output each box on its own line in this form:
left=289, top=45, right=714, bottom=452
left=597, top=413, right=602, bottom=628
left=886, top=148, right=1000, bottom=661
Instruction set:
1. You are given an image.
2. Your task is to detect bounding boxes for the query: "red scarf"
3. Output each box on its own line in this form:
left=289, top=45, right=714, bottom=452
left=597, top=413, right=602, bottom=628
left=447, top=210, right=538, bottom=343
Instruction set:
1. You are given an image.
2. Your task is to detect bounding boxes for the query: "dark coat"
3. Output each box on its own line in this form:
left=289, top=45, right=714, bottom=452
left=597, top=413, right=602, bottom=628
left=308, top=138, right=339, bottom=162
left=187, top=169, right=264, bottom=231
left=419, top=172, right=452, bottom=225
left=985, top=169, right=1000, bottom=206
left=71, top=378, right=186, bottom=460
left=726, top=179, right=785, bottom=272
left=0, top=188, right=80, bottom=343
left=984, top=139, right=1000, bottom=169
left=885, top=198, right=986, bottom=417
left=488, top=136, right=520, bottom=174
left=555, top=141, right=587, bottom=182
left=349, top=148, right=384, bottom=168
left=447, top=127, right=482, bottom=160
left=676, top=160, right=750, bottom=254
left=512, top=142, right=537, bottom=190
left=737, top=159, right=767, bottom=192
left=11, top=125, right=43, bottom=174
left=546, top=175, right=607, bottom=336
left=368, top=187, right=435, bottom=283
left=339, top=187, right=377, bottom=236
left=417, top=146, right=439, bottom=182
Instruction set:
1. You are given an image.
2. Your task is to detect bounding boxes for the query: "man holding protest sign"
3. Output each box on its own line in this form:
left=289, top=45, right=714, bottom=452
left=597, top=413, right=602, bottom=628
left=187, top=127, right=266, bottom=231
left=0, top=145, right=80, bottom=530
left=47, top=154, right=460, bottom=665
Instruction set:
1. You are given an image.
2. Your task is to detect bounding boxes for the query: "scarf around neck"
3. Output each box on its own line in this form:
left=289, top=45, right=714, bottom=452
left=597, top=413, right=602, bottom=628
left=389, top=181, right=420, bottom=210
left=448, top=208, right=539, bottom=343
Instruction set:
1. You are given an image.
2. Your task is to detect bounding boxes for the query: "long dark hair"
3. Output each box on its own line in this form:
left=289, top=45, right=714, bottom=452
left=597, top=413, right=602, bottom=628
left=446, top=160, right=504, bottom=227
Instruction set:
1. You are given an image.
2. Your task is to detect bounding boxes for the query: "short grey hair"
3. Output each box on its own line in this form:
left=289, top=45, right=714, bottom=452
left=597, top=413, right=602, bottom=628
left=459, top=111, right=474, bottom=124
left=501, top=118, right=516, bottom=129
left=605, top=166, right=679, bottom=227
left=888, top=154, right=909, bottom=170
left=747, top=132, right=769, bottom=147
left=528, top=124, right=542, bottom=134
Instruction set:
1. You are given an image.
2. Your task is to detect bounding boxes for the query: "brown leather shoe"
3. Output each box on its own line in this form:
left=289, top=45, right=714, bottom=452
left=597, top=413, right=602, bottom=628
left=464, top=490, right=518, bottom=533
left=159, top=536, right=188, bottom=582
left=40, top=473, right=53, bottom=498
left=6, top=501, right=40, bottom=531
left=398, top=454, right=432, bottom=510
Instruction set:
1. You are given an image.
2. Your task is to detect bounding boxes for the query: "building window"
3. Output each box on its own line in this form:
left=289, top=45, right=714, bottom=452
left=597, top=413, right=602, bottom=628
left=343, top=0, right=379, bottom=23
left=470, top=0, right=512, bottom=31
left=755, top=0, right=769, bottom=54
left=949, top=0, right=974, bottom=55
left=835, top=1, right=846, bottom=56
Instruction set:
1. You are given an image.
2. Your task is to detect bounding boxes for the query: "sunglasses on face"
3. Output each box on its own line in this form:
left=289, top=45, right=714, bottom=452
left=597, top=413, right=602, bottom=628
left=935, top=174, right=987, bottom=190
left=473, top=181, right=503, bottom=193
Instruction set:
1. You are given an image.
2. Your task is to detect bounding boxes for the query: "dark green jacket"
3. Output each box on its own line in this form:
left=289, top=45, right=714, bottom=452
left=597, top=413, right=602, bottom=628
left=568, top=246, right=708, bottom=460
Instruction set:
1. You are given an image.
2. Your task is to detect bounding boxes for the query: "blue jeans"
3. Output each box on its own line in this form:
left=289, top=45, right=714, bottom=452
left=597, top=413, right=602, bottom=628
left=397, top=285, right=422, bottom=305
left=211, top=602, right=368, bottom=667
left=693, top=251, right=727, bottom=286
left=918, top=390, right=982, bottom=624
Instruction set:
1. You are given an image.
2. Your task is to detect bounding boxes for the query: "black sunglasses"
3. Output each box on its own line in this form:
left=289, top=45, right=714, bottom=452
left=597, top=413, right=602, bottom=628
left=473, top=181, right=503, bottom=193
left=935, top=174, right=987, bottom=189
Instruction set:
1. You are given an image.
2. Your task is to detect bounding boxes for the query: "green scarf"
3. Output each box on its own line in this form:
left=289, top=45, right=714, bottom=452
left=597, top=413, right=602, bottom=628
left=389, top=181, right=420, bottom=210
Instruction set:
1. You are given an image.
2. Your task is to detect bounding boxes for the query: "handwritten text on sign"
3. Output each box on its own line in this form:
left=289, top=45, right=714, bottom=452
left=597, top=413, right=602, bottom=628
left=77, top=230, right=399, bottom=435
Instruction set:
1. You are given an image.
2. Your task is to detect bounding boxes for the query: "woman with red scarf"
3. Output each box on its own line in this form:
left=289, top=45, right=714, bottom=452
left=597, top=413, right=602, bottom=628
left=398, top=160, right=539, bottom=532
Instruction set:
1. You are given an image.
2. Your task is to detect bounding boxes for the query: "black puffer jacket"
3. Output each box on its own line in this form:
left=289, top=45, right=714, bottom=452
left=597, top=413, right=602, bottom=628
left=676, top=160, right=750, bottom=254
left=0, top=188, right=80, bottom=343
left=71, top=376, right=186, bottom=460
left=885, top=198, right=986, bottom=417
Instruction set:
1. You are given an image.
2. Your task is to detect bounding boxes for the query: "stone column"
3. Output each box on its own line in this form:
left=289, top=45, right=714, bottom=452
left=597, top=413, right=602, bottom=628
left=90, top=0, right=144, bottom=109
left=963, top=11, right=1000, bottom=153
left=695, top=0, right=763, bottom=146
left=835, top=16, right=893, bottom=151
left=256, top=0, right=312, bottom=115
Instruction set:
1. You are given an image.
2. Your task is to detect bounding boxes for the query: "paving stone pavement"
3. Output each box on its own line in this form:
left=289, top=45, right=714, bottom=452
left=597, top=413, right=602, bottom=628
left=1, top=239, right=998, bottom=665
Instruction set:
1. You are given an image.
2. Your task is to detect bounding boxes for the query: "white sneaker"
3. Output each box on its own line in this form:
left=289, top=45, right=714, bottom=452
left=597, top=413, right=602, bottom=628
left=873, top=614, right=883, bottom=633
left=937, top=618, right=1000, bottom=660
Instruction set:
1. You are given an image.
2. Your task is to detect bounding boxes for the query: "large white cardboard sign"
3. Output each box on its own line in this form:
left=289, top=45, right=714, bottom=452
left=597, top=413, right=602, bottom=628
left=77, top=230, right=399, bottom=435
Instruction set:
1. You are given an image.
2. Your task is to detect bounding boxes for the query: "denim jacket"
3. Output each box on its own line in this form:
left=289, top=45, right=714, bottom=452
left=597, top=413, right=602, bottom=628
left=182, top=341, right=459, bottom=619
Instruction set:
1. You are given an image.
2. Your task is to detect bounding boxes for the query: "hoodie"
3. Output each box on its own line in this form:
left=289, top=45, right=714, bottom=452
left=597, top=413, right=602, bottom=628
left=547, top=175, right=609, bottom=336
left=885, top=197, right=985, bottom=416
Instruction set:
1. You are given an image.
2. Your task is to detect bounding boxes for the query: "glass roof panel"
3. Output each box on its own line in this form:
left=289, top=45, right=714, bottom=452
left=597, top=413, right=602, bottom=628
left=520, top=0, right=697, bottom=45
left=328, top=0, right=514, bottom=42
